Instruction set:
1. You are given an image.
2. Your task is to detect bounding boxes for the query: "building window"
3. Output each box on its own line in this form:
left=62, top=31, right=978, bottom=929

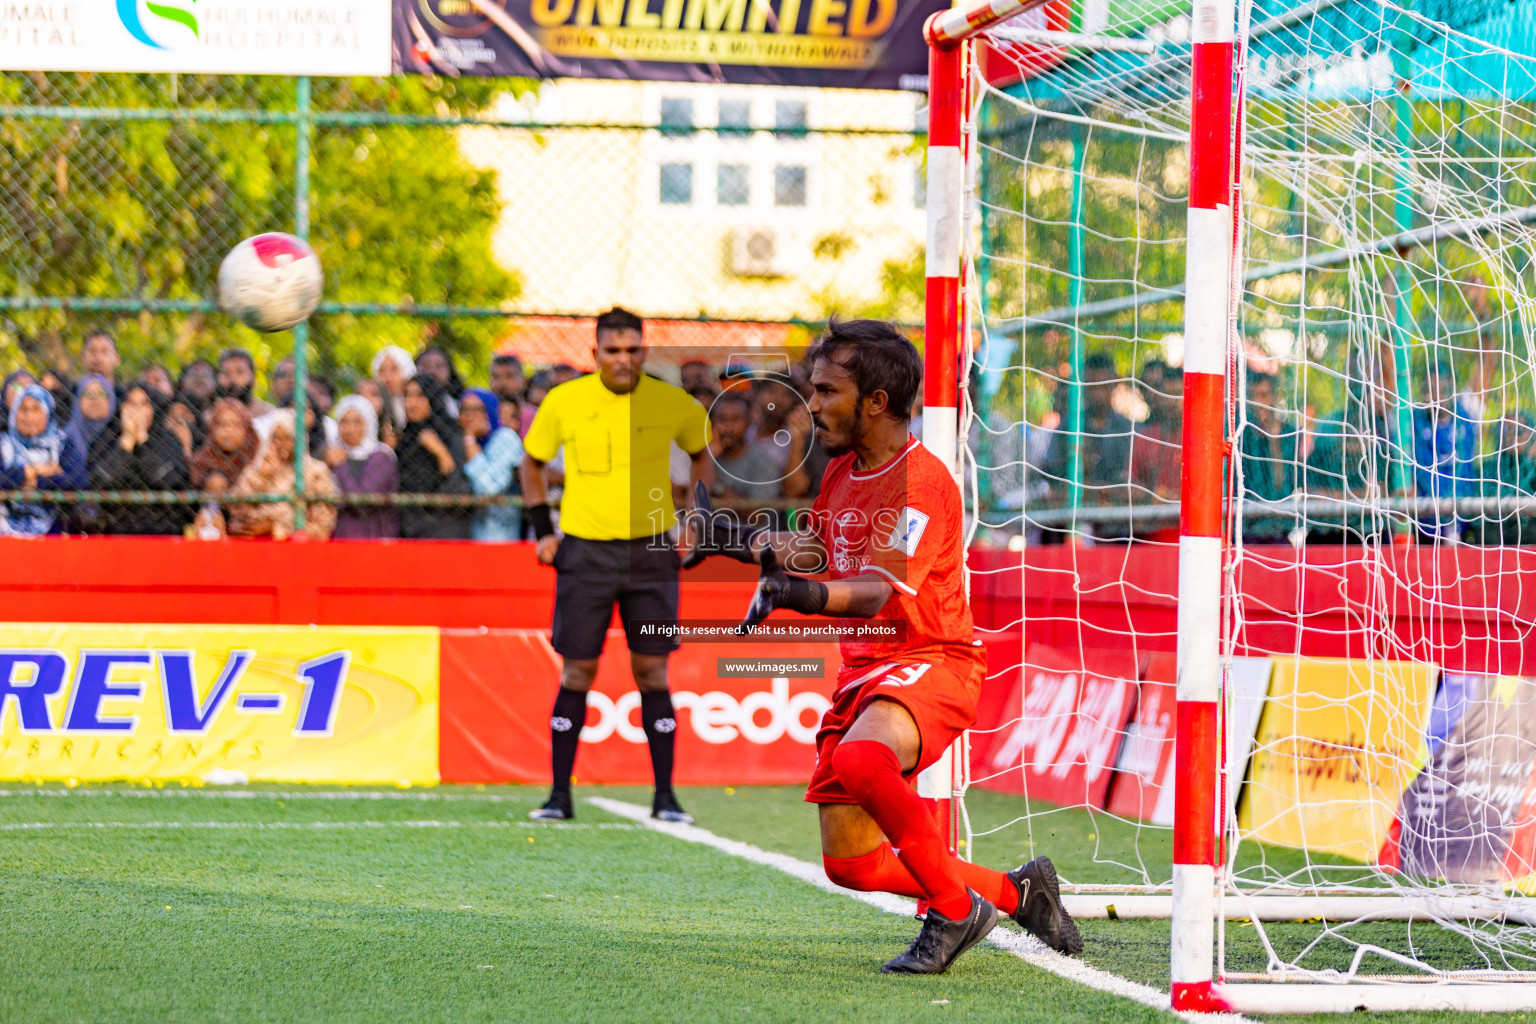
left=774, top=165, right=807, bottom=207
left=718, top=99, right=752, bottom=134
left=660, top=97, right=694, bottom=136
left=774, top=100, right=808, bottom=139
left=660, top=162, right=693, bottom=204
left=717, top=164, right=750, bottom=206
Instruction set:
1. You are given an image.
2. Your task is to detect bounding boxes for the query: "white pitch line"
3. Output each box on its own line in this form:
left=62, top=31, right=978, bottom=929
left=587, top=797, right=1253, bottom=1024
left=0, top=788, right=530, bottom=804
left=0, top=820, right=640, bottom=831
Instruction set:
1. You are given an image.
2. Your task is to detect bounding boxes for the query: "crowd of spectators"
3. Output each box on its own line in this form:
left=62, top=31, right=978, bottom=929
left=1019, top=352, right=1536, bottom=545
left=0, top=328, right=830, bottom=542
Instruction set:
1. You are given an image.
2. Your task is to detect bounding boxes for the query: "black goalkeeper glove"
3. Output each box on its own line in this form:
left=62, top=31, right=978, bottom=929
left=736, top=546, right=829, bottom=635
left=681, top=481, right=762, bottom=569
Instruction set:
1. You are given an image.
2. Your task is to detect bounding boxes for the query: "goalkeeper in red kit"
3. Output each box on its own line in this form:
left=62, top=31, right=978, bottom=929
left=685, top=320, right=1081, bottom=974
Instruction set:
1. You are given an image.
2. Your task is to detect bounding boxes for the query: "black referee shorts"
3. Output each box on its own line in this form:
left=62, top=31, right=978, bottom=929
left=551, top=535, right=681, bottom=660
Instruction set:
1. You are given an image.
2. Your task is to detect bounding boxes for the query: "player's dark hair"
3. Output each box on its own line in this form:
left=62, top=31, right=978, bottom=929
left=218, top=347, right=254, bottom=371
left=492, top=353, right=522, bottom=370
left=808, top=319, right=921, bottom=423
left=711, top=390, right=753, bottom=418
left=595, top=307, right=644, bottom=337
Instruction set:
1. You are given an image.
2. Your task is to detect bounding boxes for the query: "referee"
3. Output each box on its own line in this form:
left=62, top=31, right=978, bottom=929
left=521, top=308, right=713, bottom=823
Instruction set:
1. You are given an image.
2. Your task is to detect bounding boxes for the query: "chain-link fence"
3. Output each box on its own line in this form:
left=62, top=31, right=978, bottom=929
left=0, top=72, right=927, bottom=539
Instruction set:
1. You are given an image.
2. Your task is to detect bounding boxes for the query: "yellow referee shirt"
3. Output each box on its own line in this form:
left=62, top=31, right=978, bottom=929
left=523, top=373, right=711, bottom=541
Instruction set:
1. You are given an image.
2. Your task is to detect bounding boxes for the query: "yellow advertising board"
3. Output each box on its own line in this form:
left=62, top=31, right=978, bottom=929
left=1240, top=656, right=1437, bottom=861
left=0, top=624, right=439, bottom=784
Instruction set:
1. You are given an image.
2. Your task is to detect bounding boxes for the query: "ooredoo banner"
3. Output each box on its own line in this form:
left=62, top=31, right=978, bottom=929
left=440, top=629, right=839, bottom=785
left=392, top=0, right=945, bottom=89
left=0, top=623, right=439, bottom=784
left=1241, top=656, right=1437, bottom=862
left=1, top=0, right=392, bottom=75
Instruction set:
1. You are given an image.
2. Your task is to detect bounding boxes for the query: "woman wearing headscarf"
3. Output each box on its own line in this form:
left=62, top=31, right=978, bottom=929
left=327, top=394, right=399, bottom=539
left=3, top=369, right=38, bottom=412
left=458, top=386, right=523, bottom=542
left=190, top=398, right=259, bottom=491
left=88, top=384, right=194, bottom=536
left=0, top=385, right=87, bottom=535
left=64, top=373, right=116, bottom=455
left=228, top=409, right=338, bottom=541
left=370, top=345, right=415, bottom=444
left=396, top=373, right=471, bottom=539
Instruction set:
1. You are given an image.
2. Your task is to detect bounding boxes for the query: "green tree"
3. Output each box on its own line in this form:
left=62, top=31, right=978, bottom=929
left=0, top=73, right=531, bottom=383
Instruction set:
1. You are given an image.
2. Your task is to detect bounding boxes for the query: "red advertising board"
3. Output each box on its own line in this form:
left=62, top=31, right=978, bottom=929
left=1106, top=654, right=1177, bottom=823
left=441, top=630, right=842, bottom=785
left=970, top=642, right=1140, bottom=808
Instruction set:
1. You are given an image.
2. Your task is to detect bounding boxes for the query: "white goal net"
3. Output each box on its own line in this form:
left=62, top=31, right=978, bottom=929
left=955, top=0, right=1536, bottom=1008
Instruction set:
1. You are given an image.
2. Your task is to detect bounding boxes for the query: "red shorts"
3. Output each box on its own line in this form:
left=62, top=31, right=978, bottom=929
left=804, top=646, right=985, bottom=806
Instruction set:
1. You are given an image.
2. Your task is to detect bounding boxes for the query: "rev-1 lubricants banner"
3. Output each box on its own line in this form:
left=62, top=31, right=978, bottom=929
left=392, top=0, right=945, bottom=88
left=2, top=0, right=392, bottom=75
left=0, top=624, right=439, bottom=784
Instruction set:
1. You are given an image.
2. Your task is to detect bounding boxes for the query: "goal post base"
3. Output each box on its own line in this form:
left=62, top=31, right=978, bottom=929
left=1062, top=893, right=1536, bottom=925
left=1213, top=983, right=1536, bottom=1015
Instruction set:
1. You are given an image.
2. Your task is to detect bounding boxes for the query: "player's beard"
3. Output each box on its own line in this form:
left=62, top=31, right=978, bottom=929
left=818, top=407, right=865, bottom=459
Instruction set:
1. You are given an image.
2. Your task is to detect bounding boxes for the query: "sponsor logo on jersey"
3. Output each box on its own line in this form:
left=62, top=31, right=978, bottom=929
left=889, top=506, right=929, bottom=556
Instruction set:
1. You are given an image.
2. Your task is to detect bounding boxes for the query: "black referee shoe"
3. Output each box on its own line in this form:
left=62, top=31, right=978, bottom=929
left=1007, top=856, right=1082, bottom=955
left=651, top=791, right=694, bottom=825
left=528, top=792, right=574, bottom=822
left=881, top=891, right=997, bottom=975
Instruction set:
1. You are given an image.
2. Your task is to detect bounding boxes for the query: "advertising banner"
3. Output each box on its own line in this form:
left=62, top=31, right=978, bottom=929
left=0, top=623, right=439, bottom=784
left=1378, top=673, right=1536, bottom=884
left=1107, top=654, right=1271, bottom=826
left=969, top=643, right=1139, bottom=808
left=392, top=0, right=945, bottom=89
left=2, top=0, right=392, bottom=75
left=1240, top=656, right=1437, bottom=862
left=440, top=629, right=840, bottom=785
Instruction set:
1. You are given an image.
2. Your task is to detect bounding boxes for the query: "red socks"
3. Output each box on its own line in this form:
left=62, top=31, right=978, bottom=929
left=830, top=739, right=981, bottom=921
left=823, top=841, right=1020, bottom=915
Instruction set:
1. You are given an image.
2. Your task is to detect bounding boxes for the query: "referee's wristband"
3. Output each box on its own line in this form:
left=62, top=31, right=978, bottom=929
left=528, top=503, right=556, bottom=540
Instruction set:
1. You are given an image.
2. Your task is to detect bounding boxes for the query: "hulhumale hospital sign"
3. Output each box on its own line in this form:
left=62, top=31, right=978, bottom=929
left=0, top=0, right=392, bottom=75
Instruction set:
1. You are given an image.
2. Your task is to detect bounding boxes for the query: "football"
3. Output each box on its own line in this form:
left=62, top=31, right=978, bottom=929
left=218, top=232, right=324, bottom=332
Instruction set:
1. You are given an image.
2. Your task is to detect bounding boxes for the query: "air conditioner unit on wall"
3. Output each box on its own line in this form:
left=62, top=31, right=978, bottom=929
left=730, top=226, right=800, bottom=277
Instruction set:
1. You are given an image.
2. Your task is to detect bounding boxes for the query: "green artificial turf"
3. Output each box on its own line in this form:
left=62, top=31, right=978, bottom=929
left=2, top=783, right=1533, bottom=1024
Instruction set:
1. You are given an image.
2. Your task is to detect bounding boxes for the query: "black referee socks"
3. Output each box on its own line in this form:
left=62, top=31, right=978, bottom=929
left=549, top=686, right=588, bottom=796
left=640, top=690, right=679, bottom=795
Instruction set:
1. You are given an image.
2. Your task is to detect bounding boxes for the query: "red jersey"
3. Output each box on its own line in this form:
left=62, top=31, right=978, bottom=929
left=810, top=436, right=978, bottom=668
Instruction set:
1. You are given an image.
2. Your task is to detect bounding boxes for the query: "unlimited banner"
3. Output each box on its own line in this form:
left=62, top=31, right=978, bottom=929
left=0, top=623, right=439, bottom=784
left=1, top=0, right=392, bottom=75
left=392, top=0, right=945, bottom=88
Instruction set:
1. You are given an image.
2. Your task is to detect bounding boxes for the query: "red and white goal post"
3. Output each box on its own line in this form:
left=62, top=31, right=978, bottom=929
left=921, top=0, right=1536, bottom=1013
